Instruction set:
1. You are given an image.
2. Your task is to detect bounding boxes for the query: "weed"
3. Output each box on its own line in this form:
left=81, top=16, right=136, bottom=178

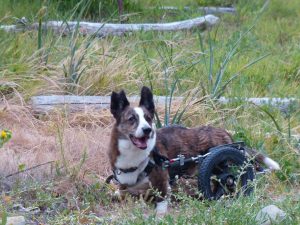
left=0, top=208, right=7, bottom=225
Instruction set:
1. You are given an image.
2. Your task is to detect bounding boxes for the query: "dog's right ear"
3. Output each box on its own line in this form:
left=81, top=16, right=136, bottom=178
left=110, top=90, right=130, bottom=120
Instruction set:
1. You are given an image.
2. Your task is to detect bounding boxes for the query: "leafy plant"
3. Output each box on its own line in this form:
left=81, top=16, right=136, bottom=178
left=144, top=41, right=196, bottom=128
left=150, top=1, right=271, bottom=128
left=201, top=0, right=271, bottom=98
left=62, top=1, right=93, bottom=94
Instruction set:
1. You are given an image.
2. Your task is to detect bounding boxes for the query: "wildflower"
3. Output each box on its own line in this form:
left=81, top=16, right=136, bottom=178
left=1, top=130, right=7, bottom=139
left=0, top=130, right=11, bottom=148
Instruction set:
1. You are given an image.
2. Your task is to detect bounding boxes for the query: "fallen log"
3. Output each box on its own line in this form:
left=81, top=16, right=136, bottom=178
left=31, top=95, right=298, bottom=114
left=0, top=15, right=219, bottom=37
left=30, top=95, right=183, bottom=114
left=157, top=6, right=236, bottom=14
left=218, top=97, right=298, bottom=112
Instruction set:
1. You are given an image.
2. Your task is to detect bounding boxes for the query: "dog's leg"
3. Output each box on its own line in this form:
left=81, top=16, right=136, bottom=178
left=149, top=168, right=170, bottom=216
left=156, top=200, right=168, bottom=216
left=113, top=184, right=127, bottom=201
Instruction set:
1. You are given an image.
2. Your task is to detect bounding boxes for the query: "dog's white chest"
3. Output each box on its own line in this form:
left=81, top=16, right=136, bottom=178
left=116, top=139, right=151, bottom=168
left=115, top=139, right=151, bottom=185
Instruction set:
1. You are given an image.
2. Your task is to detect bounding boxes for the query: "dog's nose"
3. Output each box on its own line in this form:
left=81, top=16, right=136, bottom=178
left=142, top=127, right=152, bottom=135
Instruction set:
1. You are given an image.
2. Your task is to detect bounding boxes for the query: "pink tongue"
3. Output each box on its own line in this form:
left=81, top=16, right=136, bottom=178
left=133, top=137, right=147, bottom=149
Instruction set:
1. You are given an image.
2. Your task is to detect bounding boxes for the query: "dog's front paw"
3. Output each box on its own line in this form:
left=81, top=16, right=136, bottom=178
left=155, top=200, right=168, bottom=217
left=112, top=189, right=127, bottom=202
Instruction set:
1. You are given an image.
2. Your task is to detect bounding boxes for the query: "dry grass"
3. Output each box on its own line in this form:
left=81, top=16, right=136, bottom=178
left=0, top=100, right=113, bottom=182
left=1, top=34, right=141, bottom=99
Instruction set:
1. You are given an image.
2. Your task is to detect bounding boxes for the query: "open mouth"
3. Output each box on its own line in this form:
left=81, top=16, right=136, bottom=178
left=129, top=134, right=149, bottom=150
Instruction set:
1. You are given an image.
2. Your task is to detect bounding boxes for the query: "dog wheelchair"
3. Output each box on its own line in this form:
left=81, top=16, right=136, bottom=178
left=162, top=142, right=268, bottom=199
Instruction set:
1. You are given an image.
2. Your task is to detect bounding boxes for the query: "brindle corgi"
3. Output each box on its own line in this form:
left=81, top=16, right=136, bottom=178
left=108, top=86, right=280, bottom=215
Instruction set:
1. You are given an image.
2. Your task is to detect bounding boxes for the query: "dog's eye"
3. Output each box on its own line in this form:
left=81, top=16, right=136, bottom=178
left=144, top=115, right=152, bottom=123
left=128, top=116, right=136, bottom=122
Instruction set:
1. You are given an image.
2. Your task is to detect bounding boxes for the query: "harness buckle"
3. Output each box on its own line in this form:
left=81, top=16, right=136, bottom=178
left=116, top=169, right=121, bottom=175
left=178, top=154, right=185, bottom=166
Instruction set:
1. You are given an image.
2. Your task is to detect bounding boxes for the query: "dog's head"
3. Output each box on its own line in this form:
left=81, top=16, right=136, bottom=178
left=110, top=86, right=155, bottom=150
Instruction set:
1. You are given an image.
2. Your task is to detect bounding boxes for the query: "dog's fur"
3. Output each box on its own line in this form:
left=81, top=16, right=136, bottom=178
left=108, top=86, right=280, bottom=215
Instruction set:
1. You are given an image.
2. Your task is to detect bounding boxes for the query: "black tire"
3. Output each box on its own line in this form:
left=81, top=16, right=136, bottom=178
left=198, top=147, right=254, bottom=200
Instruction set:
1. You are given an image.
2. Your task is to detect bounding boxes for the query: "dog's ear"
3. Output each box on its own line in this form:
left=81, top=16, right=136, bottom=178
left=139, top=86, right=155, bottom=116
left=110, top=90, right=130, bottom=120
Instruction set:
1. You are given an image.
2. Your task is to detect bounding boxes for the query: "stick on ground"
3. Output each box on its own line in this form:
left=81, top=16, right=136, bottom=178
left=0, top=15, right=219, bottom=37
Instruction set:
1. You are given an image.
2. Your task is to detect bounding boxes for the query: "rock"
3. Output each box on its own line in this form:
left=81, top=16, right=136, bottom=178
left=12, top=204, right=40, bottom=214
left=24, top=206, right=40, bottom=214
left=256, top=205, right=286, bottom=225
left=0, top=81, right=17, bottom=95
left=0, top=181, right=11, bottom=192
left=12, top=204, right=25, bottom=211
left=0, top=216, right=25, bottom=225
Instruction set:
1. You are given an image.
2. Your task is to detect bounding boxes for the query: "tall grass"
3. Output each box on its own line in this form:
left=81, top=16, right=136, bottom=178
left=151, top=1, right=272, bottom=127
left=62, top=1, right=94, bottom=94
left=209, top=1, right=270, bottom=98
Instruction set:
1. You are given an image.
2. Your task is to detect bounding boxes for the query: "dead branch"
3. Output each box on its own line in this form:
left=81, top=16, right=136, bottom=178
left=30, top=95, right=183, bottom=114
left=157, top=6, right=236, bottom=14
left=30, top=95, right=298, bottom=114
left=218, top=97, right=298, bottom=112
left=0, top=15, right=219, bottom=37
left=4, top=161, right=54, bottom=179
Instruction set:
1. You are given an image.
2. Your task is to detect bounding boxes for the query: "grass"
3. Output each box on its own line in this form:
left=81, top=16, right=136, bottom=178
left=1, top=1, right=299, bottom=97
left=0, top=0, right=299, bottom=224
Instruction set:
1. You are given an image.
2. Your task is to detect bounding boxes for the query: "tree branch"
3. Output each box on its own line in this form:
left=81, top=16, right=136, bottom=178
left=0, top=15, right=219, bottom=37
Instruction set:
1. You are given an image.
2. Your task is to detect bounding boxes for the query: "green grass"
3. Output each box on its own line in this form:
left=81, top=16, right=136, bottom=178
left=0, top=176, right=299, bottom=224
left=0, top=0, right=299, bottom=97
left=0, top=0, right=299, bottom=224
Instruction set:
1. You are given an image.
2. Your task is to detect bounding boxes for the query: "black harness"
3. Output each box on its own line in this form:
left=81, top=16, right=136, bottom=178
left=107, top=147, right=168, bottom=185
left=141, top=147, right=169, bottom=175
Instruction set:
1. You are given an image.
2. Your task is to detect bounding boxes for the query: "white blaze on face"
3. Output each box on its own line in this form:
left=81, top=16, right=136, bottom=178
left=134, top=107, right=151, bottom=138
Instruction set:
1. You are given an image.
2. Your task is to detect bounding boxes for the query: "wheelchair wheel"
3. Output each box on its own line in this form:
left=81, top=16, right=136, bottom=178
left=198, top=147, right=254, bottom=200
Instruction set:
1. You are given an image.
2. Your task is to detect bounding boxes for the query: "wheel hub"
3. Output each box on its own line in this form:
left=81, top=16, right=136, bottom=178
left=218, top=173, right=235, bottom=188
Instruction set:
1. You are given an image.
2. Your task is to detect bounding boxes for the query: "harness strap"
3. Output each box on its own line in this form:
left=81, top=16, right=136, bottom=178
left=114, top=157, right=148, bottom=175
left=152, top=146, right=169, bottom=166
left=118, top=167, right=138, bottom=173
left=109, top=146, right=169, bottom=185
left=143, top=160, right=156, bottom=175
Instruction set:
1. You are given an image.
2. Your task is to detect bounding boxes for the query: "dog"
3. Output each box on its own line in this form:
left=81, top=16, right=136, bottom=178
left=108, top=86, right=280, bottom=215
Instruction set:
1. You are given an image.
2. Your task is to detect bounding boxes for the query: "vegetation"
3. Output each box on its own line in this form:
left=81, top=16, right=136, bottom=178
left=0, top=130, right=11, bottom=148
left=0, top=0, right=299, bottom=224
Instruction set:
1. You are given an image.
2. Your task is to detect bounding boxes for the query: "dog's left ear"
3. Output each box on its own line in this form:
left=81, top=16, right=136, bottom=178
left=139, top=86, right=155, bottom=116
